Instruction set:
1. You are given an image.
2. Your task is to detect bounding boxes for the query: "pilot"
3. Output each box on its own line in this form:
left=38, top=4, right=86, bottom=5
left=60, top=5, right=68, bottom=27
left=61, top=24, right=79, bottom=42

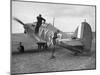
left=35, top=14, right=46, bottom=34
left=17, top=42, right=24, bottom=53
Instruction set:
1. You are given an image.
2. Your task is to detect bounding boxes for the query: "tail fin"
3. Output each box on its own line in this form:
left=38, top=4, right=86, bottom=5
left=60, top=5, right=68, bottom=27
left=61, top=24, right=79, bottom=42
left=74, top=21, right=92, bottom=51
left=80, top=22, right=92, bottom=51
left=13, top=17, right=25, bottom=26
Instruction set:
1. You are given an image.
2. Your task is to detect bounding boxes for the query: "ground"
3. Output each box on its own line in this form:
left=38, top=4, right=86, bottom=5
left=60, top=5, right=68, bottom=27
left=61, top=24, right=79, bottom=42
left=11, top=33, right=96, bottom=74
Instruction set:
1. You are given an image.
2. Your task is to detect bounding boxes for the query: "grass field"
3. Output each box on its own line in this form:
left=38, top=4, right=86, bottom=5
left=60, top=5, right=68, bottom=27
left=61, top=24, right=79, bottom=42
left=11, top=32, right=96, bottom=74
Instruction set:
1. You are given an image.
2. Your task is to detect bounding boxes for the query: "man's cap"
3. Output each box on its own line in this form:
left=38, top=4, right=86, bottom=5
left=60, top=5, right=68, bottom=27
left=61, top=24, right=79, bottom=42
left=39, top=14, right=42, bottom=16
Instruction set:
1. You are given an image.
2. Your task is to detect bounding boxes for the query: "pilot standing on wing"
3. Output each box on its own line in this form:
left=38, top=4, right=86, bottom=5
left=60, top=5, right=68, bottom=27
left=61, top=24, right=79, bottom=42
left=35, top=14, right=46, bottom=34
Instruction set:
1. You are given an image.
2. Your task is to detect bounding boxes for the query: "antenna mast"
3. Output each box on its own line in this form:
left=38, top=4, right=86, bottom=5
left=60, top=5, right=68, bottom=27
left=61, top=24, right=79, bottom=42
left=53, top=17, right=55, bottom=27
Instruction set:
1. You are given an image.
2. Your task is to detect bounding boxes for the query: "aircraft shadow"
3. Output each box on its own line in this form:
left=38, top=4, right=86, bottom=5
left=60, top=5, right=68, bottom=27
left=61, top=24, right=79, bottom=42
left=11, top=47, right=95, bottom=57
left=11, top=47, right=62, bottom=56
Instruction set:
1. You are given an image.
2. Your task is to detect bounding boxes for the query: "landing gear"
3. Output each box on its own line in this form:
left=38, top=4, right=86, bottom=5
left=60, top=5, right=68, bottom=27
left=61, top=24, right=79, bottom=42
left=37, top=42, right=48, bottom=50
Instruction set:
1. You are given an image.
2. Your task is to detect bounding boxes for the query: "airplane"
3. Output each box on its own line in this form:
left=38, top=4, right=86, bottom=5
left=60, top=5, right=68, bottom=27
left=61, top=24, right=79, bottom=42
left=13, top=17, right=92, bottom=55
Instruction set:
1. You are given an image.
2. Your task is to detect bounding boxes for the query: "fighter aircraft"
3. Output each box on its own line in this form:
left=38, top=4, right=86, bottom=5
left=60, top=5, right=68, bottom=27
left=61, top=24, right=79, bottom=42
left=13, top=17, right=92, bottom=55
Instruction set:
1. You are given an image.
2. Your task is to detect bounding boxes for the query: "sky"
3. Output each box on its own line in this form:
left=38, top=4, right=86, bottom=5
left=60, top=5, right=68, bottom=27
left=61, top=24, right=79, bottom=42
left=12, top=1, right=95, bottom=33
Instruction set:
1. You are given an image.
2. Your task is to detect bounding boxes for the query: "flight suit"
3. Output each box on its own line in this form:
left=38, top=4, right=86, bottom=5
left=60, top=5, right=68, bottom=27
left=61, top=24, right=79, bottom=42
left=35, top=16, right=46, bottom=33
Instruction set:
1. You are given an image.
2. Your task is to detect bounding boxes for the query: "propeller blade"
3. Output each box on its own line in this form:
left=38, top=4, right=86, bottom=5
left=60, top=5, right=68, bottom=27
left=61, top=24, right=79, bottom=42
left=13, top=17, right=25, bottom=26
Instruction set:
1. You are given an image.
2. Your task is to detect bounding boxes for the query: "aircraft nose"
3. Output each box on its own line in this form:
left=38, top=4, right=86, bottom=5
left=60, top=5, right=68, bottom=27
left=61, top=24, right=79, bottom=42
left=23, top=25, right=27, bottom=34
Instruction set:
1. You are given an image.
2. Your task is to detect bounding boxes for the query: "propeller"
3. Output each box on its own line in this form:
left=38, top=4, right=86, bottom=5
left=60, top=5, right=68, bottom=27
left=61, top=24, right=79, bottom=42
left=13, top=17, right=25, bottom=26
left=13, top=17, right=27, bottom=34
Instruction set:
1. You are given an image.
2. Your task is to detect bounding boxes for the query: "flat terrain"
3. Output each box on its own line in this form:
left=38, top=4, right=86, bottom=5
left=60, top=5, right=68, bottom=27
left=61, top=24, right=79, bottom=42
left=11, top=33, right=96, bottom=74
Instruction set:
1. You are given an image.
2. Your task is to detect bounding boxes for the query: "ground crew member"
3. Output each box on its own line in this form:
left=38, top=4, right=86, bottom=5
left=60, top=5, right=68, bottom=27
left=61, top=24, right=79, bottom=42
left=17, top=42, right=24, bottom=53
left=53, top=30, right=60, bottom=45
left=50, top=30, right=60, bottom=59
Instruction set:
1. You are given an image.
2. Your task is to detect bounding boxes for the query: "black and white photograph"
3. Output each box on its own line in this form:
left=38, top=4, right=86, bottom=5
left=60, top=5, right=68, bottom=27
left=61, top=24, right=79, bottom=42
left=11, top=0, right=96, bottom=74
